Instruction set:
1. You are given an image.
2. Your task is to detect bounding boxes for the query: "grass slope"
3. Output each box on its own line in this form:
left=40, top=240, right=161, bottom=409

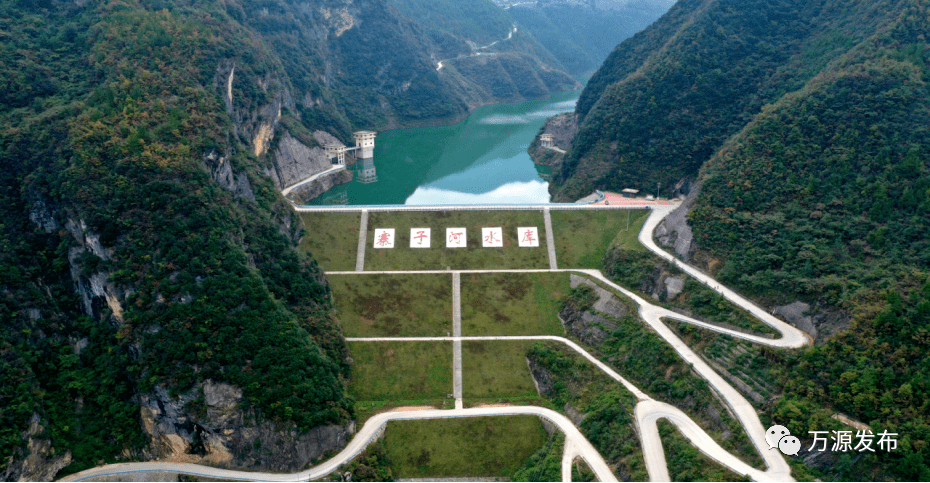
left=461, top=272, right=568, bottom=336
left=383, top=416, right=548, bottom=478
left=330, top=274, right=452, bottom=337
left=298, top=213, right=361, bottom=272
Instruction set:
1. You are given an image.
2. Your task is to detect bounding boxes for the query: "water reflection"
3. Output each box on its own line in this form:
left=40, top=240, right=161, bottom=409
left=405, top=179, right=550, bottom=205
left=355, top=157, right=377, bottom=184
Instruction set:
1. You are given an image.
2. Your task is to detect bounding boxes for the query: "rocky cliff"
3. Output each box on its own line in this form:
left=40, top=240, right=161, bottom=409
left=140, top=381, right=354, bottom=471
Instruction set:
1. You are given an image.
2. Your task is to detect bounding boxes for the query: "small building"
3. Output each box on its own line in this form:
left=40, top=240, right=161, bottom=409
left=324, top=144, right=346, bottom=165
left=354, top=131, right=377, bottom=159
left=622, top=188, right=639, bottom=198
left=540, top=133, right=554, bottom=148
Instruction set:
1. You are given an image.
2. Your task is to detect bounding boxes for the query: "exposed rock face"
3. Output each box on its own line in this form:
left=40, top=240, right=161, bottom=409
left=270, top=132, right=340, bottom=190
left=64, top=218, right=127, bottom=324
left=205, top=151, right=256, bottom=201
left=772, top=301, right=817, bottom=340
left=1, top=414, right=72, bottom=482
left=542, top=113, right=579, bottom=151
left=560, top=275, right=629, bottom=345
left=772, top=301, right=849, bottom=343
left=290, top=169, right=354, bottom=204
left=654, top=179, right=701, bottom=262
left=28, top=198, right=59, bottom=233
left=664, top=275, right=685, bottom=301
left=530, top=113, right=579, bottom=167
left=140, top=381, right=354, bottom=472
left=526, top=357, right=587, bottom=426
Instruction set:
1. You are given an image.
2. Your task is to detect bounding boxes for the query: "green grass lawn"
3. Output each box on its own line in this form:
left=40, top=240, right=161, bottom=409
left=383, top=416, right=548, bottom=478
left=462, top=340, right=540, bottom=401
left=550, top=209, right=649, bottom=268
left=365, top=210, right=549, bottom=270
left=348, top=341, right=452, bottom=404
left=330, top=274, right=451, bottom=337
left=461, top=272, right=569, bottom=336
left=298, top=212, right=360, bottom=271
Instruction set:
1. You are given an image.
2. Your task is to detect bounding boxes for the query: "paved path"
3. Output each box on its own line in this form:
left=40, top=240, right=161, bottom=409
left=292, top=202, right=663, bottom=213
left=61, top=406, right=615, bottom=483
left=355, top=210, right=368, bottom=272
left=637, top=205, right=811, bottom=349
left=544, top=145, right=567, bottom=154
left=452, top=272, right=463, bottom=409
left=281, top=165, right=346, bottom=196
left=543, top=207, right=558, bottom=270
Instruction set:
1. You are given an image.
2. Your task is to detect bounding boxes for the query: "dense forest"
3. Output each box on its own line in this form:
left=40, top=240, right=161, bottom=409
left=550, top=0, right=930, bottom=479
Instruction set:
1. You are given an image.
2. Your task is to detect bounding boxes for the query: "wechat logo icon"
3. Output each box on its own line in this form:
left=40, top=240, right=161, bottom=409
left=766, top=425, right=800, bottom=456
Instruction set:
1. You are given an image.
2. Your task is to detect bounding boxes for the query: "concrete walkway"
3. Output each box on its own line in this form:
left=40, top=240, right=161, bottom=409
left=452, top=272, right=463, bottom=409
left=281, top=165, right=345, bottom=196
left=637, top=205, right=810, bottom=349
left=355, top=210, right=368, bottom=272
left=292, top=202, right=665, bottom=213
left=543, top=207, right=558, bottom=270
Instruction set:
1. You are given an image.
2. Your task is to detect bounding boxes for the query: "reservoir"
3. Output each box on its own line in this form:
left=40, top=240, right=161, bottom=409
left=309, top=90, right=580, bottom=206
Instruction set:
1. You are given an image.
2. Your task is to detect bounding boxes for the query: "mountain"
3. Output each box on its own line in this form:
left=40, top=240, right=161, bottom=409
left=0, top=0, right=585, bottom=478
left=388, top=0, right=581, bottom=103
left=544, top=0, right=930, bottom=479
left=504, top=0, right=674, bottom=77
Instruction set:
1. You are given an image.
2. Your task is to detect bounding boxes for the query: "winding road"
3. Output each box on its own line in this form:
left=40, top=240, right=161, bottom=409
left=62, top=201, right=811, bottom=482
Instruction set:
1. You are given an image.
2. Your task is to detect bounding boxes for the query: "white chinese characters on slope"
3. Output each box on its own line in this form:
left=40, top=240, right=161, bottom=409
left=410, top=228, right=431, bottom=248
left=373, top=228, right=394, bottom=249
left=518, top=227, right=539, bottom=247
left=447, top=228, right=467, bottom=248
left=371, top=227, right=541, bottom=249
left=482, top=227, right=503, bottom=247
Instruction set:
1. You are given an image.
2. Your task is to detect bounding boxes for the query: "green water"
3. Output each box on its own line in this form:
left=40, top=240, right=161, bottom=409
left=310, top=90, right=580, bottom=206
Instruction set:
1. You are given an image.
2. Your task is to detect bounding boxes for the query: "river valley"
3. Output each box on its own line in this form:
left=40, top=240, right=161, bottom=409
left=310, top=90, right=581, bottom=206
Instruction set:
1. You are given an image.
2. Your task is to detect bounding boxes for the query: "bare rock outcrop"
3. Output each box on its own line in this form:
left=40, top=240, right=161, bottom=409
left=204, top=150, right=255, bottom=201
left=289, top=169, right=354, bottom=204
left=64, top=218, right=128, bottom=324
left=772, top=301, right=850, bottom=343
left=530, top=112, right=579, bottom=167
left=270, top=132, right=338, bottom=191
left=542, top=112, right=579, bottom=151
left=140, top=381, right=354, bottom=472
left=654, top=179, right=701, bottom=262
left=1, top=414, right=72, bottom=482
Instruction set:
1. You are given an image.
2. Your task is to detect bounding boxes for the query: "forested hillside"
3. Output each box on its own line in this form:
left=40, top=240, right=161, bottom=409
left=548, top=0, right=930, bottom=479
left=0, top=0, right=578, bottom=478
left=506, top=0, right=673, bottom=77
left=389, top=0, right=580, bottom=103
